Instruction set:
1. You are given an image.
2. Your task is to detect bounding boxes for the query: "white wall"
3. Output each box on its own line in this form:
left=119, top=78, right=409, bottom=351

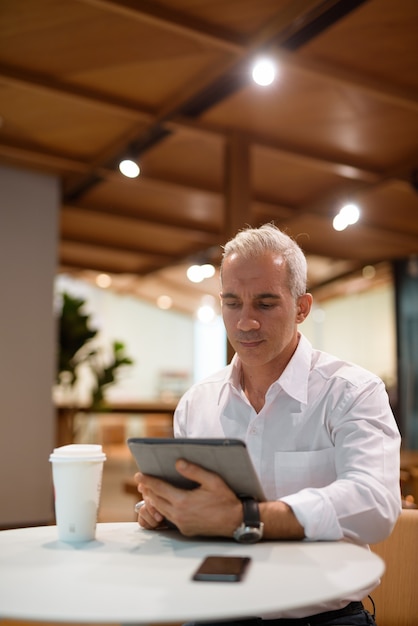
left=56, top=275, right=396, bottom=409
left=302, top=284, right=396, bottom=386
left=194, top=315, right=227, bottom=383
left=0, top=165, right=59, bottom=527
left=55, top=275, right=196, bottom=403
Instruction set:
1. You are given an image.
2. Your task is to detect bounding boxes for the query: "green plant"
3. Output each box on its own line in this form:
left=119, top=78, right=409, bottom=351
left=90, top=340, right=133, bottom=408
left=57, top=292, right=133, bottom=409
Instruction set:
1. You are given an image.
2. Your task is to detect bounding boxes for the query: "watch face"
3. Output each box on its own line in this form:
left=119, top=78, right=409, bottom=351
left=239, top=530, right=262, bottom=543
left=234, top=525, right=263, bottom=543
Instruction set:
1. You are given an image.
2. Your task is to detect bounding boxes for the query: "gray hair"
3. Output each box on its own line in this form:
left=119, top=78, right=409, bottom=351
left=221, top=223, right=308, bottom=299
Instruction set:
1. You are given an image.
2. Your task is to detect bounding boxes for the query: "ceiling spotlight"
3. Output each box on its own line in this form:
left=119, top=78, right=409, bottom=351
left=197, top=304, right=216, bottom=323
left=362, top=265, right=376, bottom=279
left=201, top=264, right=215, bottom=279
left=332, top=203, right=360, bottom=231
left=187, top=265, right=204, bottom=283
left=340, top=203, right=360, bottom=225
left=252, top=58, right=276, bottom=86
left=157, top=294, right=173, bottom=310
left=332, top=213, right=348, bottom=231
left=96, top=273, right=112, bottom=288
left=186, top=263, right=215, bottom=283
left=119, top=159, right=140, bottom=178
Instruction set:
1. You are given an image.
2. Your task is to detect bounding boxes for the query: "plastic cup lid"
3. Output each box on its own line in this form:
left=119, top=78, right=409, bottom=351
left=49, top=444, right=106, bottom=462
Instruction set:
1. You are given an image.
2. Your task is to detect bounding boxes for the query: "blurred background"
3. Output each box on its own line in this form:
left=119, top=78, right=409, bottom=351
left=1, top=0, right=417, bottom=528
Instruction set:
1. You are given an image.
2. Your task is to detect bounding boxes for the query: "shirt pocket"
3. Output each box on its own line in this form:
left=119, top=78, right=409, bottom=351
left=273, top=448, right=336, bottom=498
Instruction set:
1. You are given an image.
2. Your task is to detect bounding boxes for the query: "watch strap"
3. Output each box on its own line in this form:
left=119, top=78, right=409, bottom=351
left=241, top=496, right=261, bottom=528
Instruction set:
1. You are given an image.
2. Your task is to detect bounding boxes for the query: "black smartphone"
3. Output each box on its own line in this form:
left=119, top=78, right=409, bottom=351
left=192, top=555, right=251, bottom=582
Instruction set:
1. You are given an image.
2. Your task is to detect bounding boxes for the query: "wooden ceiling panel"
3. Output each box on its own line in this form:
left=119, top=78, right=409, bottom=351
left=155, top=0, right=291, bottom=36
left=72, top=50, right=229, bottom=111
left=202, top=63, right=418, bottom=171
left=61, top=206, right=219, bottom=256
left=251, top=144, right=362, bottom=206
left=0, top=0, right=417, bottom=313
left=140, top=130, right=225, bottom=192
left=305, top=255, right=359, bottom=286
left=0, top=0, right=231, bottom=110
left=0, top=84, right=138, bottom=158
left=300, top=0, right=418, bottom=91
left=284, top=213, right=418, bottom=261
left=59, top=240, right=158, bottom=275
left=1, top=0, right=216, bottom=74
left=79, top=175, right=223, bottom=232
left=252, top=200, right=295, bottom=227
left=360, top=181, right=418, bottom=236
left=0, top=1, right=153, bottom=75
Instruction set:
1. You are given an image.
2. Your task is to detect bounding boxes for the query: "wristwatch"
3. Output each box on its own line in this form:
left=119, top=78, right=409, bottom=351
left=233, top=496, right=264, bottom=543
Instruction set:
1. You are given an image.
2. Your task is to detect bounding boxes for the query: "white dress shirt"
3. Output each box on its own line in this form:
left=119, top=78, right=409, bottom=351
left=174, top=333, right=401, bottom=618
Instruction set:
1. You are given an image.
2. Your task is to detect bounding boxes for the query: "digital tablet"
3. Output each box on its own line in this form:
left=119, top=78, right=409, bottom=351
left=127, top=437, right=266, bottom=501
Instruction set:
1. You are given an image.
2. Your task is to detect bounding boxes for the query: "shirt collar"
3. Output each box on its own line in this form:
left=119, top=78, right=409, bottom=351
left=276, top=333, right=312, bottom=404
left=218, top=334, right=312, bottom=405
left=218, top=353, right=241, bottom=404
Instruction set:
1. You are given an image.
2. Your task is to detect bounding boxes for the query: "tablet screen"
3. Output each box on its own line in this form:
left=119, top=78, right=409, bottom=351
left=127, top=437, right=266, bottom=501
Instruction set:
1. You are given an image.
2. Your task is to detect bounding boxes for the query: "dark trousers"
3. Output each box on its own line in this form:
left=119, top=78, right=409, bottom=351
left=183, top=601, right=377, bottom=626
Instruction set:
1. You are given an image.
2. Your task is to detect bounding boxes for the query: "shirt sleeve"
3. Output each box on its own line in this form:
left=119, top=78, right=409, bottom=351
left=282, top=378, right=402, bottom=544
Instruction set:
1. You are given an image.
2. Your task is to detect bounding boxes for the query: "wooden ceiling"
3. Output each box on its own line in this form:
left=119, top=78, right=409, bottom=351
left=1, top=0, right=418, bottom=313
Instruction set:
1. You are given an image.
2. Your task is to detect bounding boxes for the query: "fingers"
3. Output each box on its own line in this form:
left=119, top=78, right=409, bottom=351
left=137, top=499, right=165, bottom=529
left=135, top=462, right=239, bottom=537
left=135, top=471, right=145, bottom=486
left=137, top=461, right=215, bottom=496
left=175, top=459, right=224, bottom=491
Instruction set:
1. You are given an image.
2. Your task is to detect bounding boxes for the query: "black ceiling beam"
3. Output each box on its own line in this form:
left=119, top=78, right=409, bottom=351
left=179, top=71, right=246, bottom=119
left=106, top=125, right=173, bottom=177
left=168, top=0, right=371, bottom=119
left=282, top=0, right=369, bottom=51
left=66, top=0, right=371, bottom=201
left=121, top=125, right=173, bottom=162
left=64, top=174, right=104, bottom=203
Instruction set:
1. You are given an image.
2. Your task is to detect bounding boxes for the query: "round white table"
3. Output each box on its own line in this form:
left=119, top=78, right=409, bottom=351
left=0, top=522, right=384, bottom=624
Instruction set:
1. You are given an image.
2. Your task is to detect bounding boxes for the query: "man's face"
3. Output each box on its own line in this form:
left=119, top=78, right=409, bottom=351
left=220, top=252, right=308, bottom=370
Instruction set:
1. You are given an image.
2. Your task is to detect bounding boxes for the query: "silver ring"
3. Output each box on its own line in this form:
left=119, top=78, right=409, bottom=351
left=134, top=500, right=145, bottom=513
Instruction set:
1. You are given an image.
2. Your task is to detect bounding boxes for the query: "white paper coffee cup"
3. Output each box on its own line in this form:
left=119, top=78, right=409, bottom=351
left=49, top=444, right=106, bottom=542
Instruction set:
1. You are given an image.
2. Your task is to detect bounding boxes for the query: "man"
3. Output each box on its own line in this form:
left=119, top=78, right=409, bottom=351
left=136, top=224, right=401, bottom=625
